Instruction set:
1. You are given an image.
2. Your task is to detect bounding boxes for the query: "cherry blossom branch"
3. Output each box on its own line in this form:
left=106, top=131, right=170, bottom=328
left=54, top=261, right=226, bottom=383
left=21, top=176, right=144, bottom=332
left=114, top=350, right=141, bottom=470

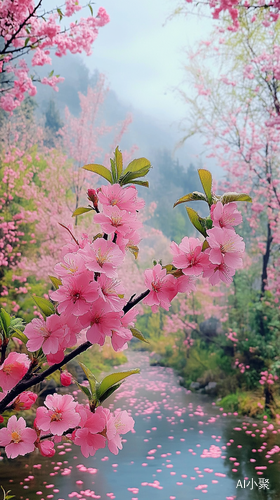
left=0, top=341, right=92, bottom=413
left=0, top=288, right=151, bottom=413
left=2, top=1, right=43, bottom=53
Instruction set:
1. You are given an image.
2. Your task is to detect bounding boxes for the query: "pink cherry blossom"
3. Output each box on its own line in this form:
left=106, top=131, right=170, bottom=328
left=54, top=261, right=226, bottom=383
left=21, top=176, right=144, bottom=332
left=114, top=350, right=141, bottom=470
left=111, top=327, right=133, bottom=351
left=203, top=259, right=236, bottom=285
left=0, top=415, right=37, bottom=458
left=74, top=405, right=106, bottom=458
left=211, top=201, right=243, bottom=229
left=206, top=227, right=245, bottom=269
left=79, top=299, right=122, bottom=346
left=97, top=274, right=126, bottom=311
left=121, top=308, right=139, bottom=329
left=80, top=239, right=124, bottom=278
left=0, top=352, right=30, bottom=391
left=50, top=271, right=99, bottom=317
left=143, top=264, right=178, bottom=312
left=177, top=275, right=197, bottom=293
left=170, top=237, right=210, bottom=276
left=35, top=394, right=81, bottom=436
left=13, top=391, right=37, bottom=411
left=104, top=408, right=135, bottom=455
left=114, top=228, right=141, bottom=254
left=98, top=184, right=145, bottom=211
left=24, top=315, right=65, bottom=355
left=54, top=252, right=87, bottom=279
left=94, top=205, right=142, bottom=237
left=37, top=439, right=55, bottom=457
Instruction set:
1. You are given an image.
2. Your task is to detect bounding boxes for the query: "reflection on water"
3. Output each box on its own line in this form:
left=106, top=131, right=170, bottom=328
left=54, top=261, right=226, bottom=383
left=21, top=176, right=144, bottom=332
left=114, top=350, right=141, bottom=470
left=0, top=352, right=279, bottom=499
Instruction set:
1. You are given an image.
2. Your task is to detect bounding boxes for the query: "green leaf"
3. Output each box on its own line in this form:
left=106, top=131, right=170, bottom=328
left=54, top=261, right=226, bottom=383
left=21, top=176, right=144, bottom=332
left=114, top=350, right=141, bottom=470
left=0, top=309, right=11, bottom=336
left=186, top=207, right=207, bottom=237
left=79, top=362, right=98, bottom=400
left=173, top=191, right=207, bottom=208
left=93, top=233, right=103, bottom=241
left=88, top=3, right=94, bottom=15
left=24, top=37, right=30, bottom=47
left=1, top=486, right=15, bottom=500
left=10, top=329, right=28, bottom=344
left=98, top=369, right=140, bottom=399
left=33, top=296, right=55, bottom=317
left=123, top=166, right=151, bottom=181
left=72, top=207, right=93, bottom=217
left=9, top=317, right=25, bottom=333
left=76, top=382, right=92, bottom=401
left=130, top=328, right=149, bottom=344
left=57, top=7, right=63, bottom=20
left=82, top=164, right=112, bottom=184
left=198, top=169, right=212, bottom=203
left=163, top=264, right=175, bottom=273
left=122, top=157, right=151, bottom=175
left=110, top=158, right=117, bottom=183
left=130, top=180, right=149, bottom=188
left=49, top=69, right=54, bottom=77
left=115, top=146, right=123, bottom=178
left=220, top=192, right=252, bottom=204
left=49, top=276, right=62, bottom=289
left=99, top=383, right=122, bottom=403
left=205, top=217, right=213, bottom=230
left=202, top=240, right=210, bottom=251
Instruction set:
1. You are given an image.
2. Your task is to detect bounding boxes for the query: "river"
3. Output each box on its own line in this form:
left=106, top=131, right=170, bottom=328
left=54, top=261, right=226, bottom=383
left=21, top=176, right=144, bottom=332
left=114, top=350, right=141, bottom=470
left=0, top=351, right=279, bottom=500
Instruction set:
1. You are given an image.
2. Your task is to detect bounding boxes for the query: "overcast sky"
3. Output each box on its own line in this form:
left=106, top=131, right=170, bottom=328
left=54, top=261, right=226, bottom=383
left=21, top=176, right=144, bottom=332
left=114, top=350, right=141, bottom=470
left=45, top=0, right=216, bottom=167
left=82, top=0, right=212, bottom=128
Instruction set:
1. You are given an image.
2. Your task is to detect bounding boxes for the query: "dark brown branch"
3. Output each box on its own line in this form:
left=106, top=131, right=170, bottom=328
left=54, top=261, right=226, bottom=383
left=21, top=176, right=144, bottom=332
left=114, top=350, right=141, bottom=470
left=0, top=287, right=152, bottom=413
left=2, top=1, right=43, bottom=54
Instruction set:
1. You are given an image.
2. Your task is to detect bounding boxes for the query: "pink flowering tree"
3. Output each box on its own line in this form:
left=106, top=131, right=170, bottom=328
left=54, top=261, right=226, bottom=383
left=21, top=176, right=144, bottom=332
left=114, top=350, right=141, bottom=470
left=176, top=0, right=280, bottom=31
left=174, top=10, right=280, bottom=409
left=0, top=0, right=109, bottom=112
left=0, top=75, right=137, bottom=317
left=0, top=149, right=252, bottom=460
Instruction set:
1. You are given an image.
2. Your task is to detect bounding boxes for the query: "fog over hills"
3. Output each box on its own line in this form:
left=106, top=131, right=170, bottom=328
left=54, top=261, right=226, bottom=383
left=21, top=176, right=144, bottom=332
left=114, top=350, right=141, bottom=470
left=32, top=54, right=218, bottom=173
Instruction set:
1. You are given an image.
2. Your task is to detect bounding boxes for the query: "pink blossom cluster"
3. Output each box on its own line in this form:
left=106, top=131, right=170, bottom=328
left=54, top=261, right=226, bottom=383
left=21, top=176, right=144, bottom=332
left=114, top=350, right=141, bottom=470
left=0, top=174, right=249, bottom=462
left=234, top=359, right=250, bottom=374
left=183, top=336, right=194, bottom=348
left=259, top=371, right=278, bottom=385
left=142, top=201, right=244, bottom=313
left=183, top=0, right=280, bottom=30
left=0, top=1, right=109, bottom=111
left=0, top=394, right=134, bottom=459
left=226, top=330, right=239, bottom=343
left=23, top=183, right=145, bottom=359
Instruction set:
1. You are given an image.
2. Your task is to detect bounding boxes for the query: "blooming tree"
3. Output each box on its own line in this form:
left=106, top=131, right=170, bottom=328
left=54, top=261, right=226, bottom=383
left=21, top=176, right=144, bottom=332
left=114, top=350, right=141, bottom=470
left=0, top=148, right=251, bottom=459
left=176, top=0, right=280, bottom=31
left=175, top=12, right=280, bottom=407
left=0, top=0, right=109, bottom=112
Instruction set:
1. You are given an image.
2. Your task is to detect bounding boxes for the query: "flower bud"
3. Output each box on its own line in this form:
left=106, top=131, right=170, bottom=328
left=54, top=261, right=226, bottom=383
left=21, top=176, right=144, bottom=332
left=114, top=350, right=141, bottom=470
left=37, top=439, right=55, bottom=457
left=60, top=371, right=72, bottom=387
left=87, top=188, right=99, bottom=210
left=13, top=391, right=37, bottom=410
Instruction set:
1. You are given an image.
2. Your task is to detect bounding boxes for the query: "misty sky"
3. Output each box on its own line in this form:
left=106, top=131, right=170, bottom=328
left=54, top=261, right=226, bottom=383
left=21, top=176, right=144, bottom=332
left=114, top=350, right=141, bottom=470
left=82, top=0, right=212, bottom=127
left=44, top=0, right=216, bottom=168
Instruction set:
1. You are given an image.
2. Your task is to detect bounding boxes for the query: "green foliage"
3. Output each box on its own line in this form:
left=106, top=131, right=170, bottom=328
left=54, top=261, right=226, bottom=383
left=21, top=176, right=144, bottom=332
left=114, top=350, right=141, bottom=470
left=173, top=167, right=251, bottom=237
left=32, top=296, right=55, bottom=317
left=81, top=147, right=152, bottom=192
left=75, top=356, right=139, bottom=407
left=219, top=393, right=239, bottom=412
